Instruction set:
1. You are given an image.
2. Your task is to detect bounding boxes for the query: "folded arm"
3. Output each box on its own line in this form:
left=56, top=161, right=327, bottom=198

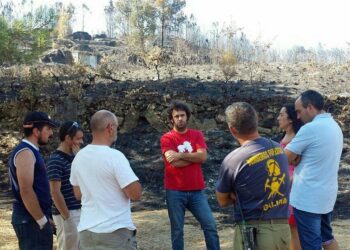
left=284, top=149, right=301, bottom=166
left=164, top=148, right=207, bottom=168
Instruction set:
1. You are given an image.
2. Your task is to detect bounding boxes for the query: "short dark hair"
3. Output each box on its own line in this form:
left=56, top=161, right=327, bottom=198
left=59, top=121, right=83, bottom=142
left=282, top=103, right=303, bottom=134
left=300, top=90, right=324, bottom=110
left=225, top=102, right=258, bottom=135
left=167, top=101, right=191, bottom=121
left=23, top=124, right=45, bottom=137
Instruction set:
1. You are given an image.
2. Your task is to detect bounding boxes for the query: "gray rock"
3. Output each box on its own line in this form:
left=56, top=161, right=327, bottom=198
left=72, top=31, right=92, bottom=40
left=144, top=104, right=167, bottom=132
left=41, top=50, right=74, bottom=64
left=120, top=108, right=139, bottom=133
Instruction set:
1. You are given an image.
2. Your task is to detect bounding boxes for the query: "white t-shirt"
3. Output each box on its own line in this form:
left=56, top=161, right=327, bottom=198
left=286, top=113, right=343, bottom=214
left=70, top=144, right=139, bottom=233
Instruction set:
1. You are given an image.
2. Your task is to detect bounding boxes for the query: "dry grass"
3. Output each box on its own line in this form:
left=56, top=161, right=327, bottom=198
left=0, top=206, right=233, bottom=250
left=0, top=208, right=17, bottom=250
left=1, top=206, right=350, bottom=250
left=134, top=210, right=234, bottom=250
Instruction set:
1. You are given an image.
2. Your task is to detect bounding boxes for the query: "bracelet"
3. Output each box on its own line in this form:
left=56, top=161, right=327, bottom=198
left=36, top=216, right=48, bottom=229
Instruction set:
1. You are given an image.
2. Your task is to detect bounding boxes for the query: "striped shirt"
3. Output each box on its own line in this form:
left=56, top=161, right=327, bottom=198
left=47, top=150, right=81, bottom=215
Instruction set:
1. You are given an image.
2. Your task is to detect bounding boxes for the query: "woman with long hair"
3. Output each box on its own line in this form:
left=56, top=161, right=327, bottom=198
left=277, top=103, right=303, bottom=250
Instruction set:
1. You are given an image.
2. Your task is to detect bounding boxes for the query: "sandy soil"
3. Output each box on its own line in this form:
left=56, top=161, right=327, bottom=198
left=1, top=201, right=350, bottom=250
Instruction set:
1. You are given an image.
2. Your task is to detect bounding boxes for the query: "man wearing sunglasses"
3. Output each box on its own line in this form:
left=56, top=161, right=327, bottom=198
left=47, top=121, right=84, bottom=250
left=8, top=111, right=59, bottom=250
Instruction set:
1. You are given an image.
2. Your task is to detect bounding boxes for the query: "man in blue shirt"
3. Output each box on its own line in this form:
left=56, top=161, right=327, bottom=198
left=285, top=90, right=343, bottom=250
left=47, top=121, right=84, bottom=250
left=8, top=111, right=59, bottom=250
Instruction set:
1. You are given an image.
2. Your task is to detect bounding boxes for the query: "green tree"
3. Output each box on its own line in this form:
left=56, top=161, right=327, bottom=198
left=104, top=0, right=117, bottom=38
left=0, top=17, right=20, bottom=64
left=0, top=2, right=59, bottom=64
left=129, top=0, right=157, bottom=53
left=115, top=0, right=132, bottom=35
left=54, top=4, right=75, bottom=39
left=155, top=0, right=186, bottom=47
left=0, top=1, right=15, bottom=23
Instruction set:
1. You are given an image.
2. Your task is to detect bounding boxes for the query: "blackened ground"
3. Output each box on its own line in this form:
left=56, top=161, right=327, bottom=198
left=115, top=119, right=350, bottom=226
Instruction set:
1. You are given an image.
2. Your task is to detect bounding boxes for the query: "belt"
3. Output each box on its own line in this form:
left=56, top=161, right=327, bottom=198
left=244, top=219, right=288, bottom=225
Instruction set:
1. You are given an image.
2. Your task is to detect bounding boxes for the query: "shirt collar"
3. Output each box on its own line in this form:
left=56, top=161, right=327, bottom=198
left=313, top=113, right=331, bottom=121
left=22, top=139, right=39, bottom=151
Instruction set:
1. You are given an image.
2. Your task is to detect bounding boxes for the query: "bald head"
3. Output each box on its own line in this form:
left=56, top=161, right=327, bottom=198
left=90, top=110, right=118, bottom=133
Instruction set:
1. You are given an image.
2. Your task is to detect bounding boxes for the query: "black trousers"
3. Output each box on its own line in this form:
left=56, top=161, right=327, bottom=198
left=12, top=213, right=53, bottom=250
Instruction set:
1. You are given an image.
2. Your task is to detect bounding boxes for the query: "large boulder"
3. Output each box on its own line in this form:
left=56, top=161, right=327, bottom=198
left=41, top=50, right=74, bottom=64
left=72, top=31, right=92, bottom=40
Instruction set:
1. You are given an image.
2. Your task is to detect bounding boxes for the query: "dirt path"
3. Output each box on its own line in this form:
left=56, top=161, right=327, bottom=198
left=1, top=204, right=350, bottom=250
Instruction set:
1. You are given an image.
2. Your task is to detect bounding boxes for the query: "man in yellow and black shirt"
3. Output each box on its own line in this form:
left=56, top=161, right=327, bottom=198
left=216, top=102, right=291, bottom=250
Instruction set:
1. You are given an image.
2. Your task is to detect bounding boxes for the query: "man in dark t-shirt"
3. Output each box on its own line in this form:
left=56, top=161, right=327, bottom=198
left=47, top=121, right=83, bottom=250
left=216, top=102, right=290, bottom=250
left=8, top=111, right=59, bottom=250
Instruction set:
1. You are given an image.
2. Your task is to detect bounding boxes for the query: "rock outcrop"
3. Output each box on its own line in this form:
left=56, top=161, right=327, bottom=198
left=41, top=49, right=74, bottom=64
left=71, top=31, right=92, bottom=41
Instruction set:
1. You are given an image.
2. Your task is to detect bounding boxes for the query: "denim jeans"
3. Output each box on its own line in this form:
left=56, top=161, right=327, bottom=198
left=12, top=213, right=53, bottom=250
left=293, top=208, right=334, bottom=250
left=166, top=190, right=220, bottom=250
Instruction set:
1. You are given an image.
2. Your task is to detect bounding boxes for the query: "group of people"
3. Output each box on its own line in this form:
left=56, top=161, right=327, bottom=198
left=8, top=89, right=343, bottom=250
left=9, top=110, right=142, bottom=250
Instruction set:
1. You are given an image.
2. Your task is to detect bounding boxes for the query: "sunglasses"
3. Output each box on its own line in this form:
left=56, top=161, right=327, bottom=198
left=67, top=121, right=79, bottom=134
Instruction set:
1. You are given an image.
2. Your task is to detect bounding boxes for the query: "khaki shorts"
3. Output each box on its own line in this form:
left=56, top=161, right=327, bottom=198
left=80, top=228, right=137, bottom=250
left=233, top=221, right=290, bottom=250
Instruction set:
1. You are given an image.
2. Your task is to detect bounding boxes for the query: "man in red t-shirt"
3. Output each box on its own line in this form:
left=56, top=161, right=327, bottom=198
left=160, top=101, right=220, bottom=250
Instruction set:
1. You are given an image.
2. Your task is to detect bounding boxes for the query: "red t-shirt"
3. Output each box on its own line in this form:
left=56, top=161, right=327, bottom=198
left=160, top=129, right=207, bottom=190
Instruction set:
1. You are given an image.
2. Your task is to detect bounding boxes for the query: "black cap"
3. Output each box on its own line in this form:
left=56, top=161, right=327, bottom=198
left=23, top=111, right=60, bottom=129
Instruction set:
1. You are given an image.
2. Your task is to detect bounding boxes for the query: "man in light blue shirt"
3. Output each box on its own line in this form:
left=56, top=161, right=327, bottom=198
left=285, top=90, right=343, bottom=250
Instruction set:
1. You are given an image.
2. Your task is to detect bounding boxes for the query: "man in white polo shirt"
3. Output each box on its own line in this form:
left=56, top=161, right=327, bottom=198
left=70, top=110, right=142, bottom=250
left=285, top=90, right=343, bottom=250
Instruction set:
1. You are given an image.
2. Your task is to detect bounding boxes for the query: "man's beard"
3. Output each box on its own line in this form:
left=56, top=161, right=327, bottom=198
left=38, top=135, right=49, bottom=146
left=174, top=122, right=187, bottom=132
